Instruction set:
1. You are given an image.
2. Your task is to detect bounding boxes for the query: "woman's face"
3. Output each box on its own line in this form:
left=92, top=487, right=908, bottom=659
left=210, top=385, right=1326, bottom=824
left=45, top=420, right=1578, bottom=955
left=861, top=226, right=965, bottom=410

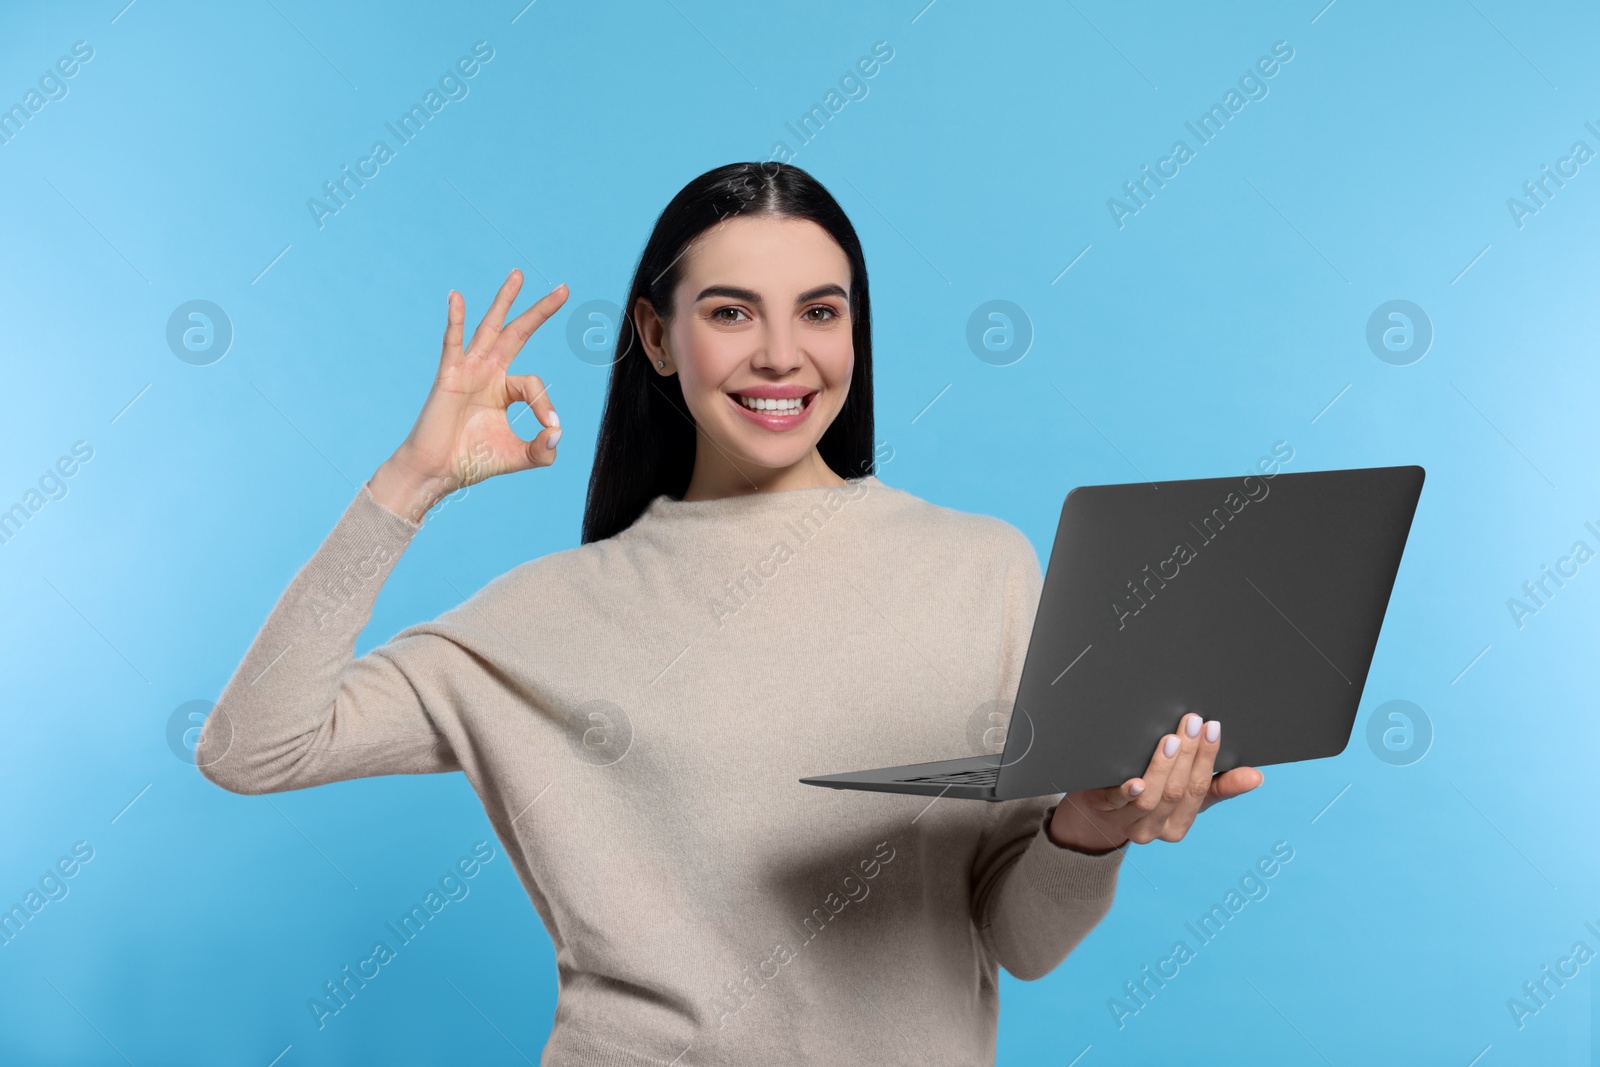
left=634, top=214, right=855, bottom=494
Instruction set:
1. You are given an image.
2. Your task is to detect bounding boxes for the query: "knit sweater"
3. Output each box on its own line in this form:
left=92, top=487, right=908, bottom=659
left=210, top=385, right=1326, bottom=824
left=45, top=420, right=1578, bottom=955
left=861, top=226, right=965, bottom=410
left=196, top=473, right=1127, bottom=1066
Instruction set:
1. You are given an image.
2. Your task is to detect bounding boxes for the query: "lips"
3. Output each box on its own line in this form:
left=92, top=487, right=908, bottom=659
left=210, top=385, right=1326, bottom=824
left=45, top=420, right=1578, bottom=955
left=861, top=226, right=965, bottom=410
left=726, top=389, right=818, bottom=430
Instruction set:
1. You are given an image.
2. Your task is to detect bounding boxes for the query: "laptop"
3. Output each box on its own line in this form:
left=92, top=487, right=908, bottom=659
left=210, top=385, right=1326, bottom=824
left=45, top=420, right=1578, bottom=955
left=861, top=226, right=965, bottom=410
left=799, top=464, right=1425, bottom=801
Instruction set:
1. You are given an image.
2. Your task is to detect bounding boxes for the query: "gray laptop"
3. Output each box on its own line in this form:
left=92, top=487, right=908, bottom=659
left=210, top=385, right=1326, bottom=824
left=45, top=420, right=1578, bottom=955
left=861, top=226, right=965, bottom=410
left=799, top=464, right=1425, bottom=801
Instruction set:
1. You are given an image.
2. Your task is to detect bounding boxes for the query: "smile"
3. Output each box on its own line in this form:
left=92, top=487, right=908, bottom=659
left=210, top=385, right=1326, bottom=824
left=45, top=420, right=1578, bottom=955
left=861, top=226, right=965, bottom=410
left=726, top=390, right=818, bottom=430
left=737, top=394, right=806, bottom=413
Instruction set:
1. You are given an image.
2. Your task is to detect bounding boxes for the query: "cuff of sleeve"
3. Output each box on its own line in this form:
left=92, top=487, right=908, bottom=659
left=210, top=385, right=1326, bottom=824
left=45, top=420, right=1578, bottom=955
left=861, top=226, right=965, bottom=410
left=1014, top=803, right=1128, bottom=906
left=354, top=479, right=425, bottom=540
left=292, top=482, right=422, bottom=621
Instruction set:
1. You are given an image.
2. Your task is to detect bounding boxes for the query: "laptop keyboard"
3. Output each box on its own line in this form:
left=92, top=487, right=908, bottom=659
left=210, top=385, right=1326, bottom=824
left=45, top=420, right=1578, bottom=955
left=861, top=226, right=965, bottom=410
left=894, top=766, right=1000, bottom=786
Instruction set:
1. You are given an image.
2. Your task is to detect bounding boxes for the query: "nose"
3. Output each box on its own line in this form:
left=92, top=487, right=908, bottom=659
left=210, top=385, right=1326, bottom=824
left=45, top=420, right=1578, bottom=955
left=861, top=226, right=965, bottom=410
left=750, top=320, right=803, bottom=375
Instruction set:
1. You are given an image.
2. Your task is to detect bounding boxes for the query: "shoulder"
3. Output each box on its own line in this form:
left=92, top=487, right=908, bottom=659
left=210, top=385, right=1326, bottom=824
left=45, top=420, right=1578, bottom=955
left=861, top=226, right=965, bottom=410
left=867, top=480, right=1039, bottom=577
left=447, top=537, right=619, bottom=617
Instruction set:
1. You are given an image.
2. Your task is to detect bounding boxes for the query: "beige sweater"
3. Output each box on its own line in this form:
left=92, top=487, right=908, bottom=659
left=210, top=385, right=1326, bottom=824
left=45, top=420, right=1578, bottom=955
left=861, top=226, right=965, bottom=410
left=197, top=473, right=1126, bottom=1066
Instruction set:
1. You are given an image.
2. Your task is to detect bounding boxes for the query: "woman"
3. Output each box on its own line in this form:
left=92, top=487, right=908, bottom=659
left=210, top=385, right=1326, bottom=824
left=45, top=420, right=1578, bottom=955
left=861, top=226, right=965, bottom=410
left=197, top=161, right=1263, bottom=1064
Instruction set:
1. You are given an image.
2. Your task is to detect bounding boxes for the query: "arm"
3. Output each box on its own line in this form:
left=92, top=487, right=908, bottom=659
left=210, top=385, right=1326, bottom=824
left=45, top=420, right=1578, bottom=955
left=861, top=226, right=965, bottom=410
left=970, top=518, right=1270, bottom=980
left=969, top=522, right=1127, bottom=981
left=972, top=797, right=1128, bottom=981
left=197, top=269, right=569, bottom=794
left=194, top=481, right=456, bottom=794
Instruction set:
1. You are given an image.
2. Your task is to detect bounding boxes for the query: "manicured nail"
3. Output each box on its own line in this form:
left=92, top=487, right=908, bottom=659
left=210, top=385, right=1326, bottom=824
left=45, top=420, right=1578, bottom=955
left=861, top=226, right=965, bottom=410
left=546, top=428, right=562, bottom=449
left=1129, top=781, right=1145, bottom=796
left=1205, top=720, right=1220, bottom=743
left=1163, top=735, right=1179, bottom=758
left=1185, top=714, right=1201, bottom=738
left=546, top=408, right=560, bottom=429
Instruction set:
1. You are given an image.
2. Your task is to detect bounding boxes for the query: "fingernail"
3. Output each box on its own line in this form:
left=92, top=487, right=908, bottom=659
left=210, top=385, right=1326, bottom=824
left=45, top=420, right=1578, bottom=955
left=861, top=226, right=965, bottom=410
left=546, top=428, right=562, bottom=449
left=1163, top=735, right=1179, bottom=758
left=1185, top=714, right=1200, bottom=738
left=546, top=408, right=560, bottom=429
left=1205, top=719, right=1220, bottom=743
left=1129, top=781, right=1145, bottom=796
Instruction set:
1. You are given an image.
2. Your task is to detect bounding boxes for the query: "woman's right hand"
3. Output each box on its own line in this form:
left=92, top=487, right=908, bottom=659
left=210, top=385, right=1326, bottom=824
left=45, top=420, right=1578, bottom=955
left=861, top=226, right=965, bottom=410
left=369, top=269, right=569, bottom=524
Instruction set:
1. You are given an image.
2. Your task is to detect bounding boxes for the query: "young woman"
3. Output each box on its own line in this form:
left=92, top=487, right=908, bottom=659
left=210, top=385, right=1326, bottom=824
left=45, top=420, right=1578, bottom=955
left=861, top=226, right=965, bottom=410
left=197, top=162, right=1262, bottom=1064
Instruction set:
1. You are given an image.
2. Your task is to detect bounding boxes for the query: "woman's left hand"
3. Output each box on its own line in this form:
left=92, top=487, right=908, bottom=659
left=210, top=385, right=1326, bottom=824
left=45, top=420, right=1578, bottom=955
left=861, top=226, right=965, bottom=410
left=1046, top=712, right=1263, bottom=853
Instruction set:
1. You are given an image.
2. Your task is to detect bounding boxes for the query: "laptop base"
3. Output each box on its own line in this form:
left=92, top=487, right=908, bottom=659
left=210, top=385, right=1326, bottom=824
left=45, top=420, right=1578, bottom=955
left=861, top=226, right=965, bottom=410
left=798, top=754, right=1008, bottom=801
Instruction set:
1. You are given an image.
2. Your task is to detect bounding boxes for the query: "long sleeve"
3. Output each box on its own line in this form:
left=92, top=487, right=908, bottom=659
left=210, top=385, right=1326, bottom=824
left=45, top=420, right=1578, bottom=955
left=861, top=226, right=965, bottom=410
left=194, top=481, right=462, bottom=795
left=972, top=800, right=1128, bottom=980
left=969, top=521, right=1127, bottom=981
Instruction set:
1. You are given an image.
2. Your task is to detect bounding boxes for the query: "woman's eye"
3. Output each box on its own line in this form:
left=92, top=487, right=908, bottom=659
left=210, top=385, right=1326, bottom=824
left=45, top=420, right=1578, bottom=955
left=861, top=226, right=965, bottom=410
left=805, top=306, right=838, bottom=322
left=712, top=307, right=748, bottom=323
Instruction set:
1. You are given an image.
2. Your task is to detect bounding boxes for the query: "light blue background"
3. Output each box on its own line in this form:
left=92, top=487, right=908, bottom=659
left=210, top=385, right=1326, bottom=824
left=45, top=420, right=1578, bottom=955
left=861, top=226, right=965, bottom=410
left=2, top=0, right=1597, bottom=1063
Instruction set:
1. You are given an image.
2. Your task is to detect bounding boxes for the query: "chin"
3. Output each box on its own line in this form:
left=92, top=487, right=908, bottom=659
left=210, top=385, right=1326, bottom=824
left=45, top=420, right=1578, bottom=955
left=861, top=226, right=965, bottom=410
left=738, top=444, right=821, bottom=472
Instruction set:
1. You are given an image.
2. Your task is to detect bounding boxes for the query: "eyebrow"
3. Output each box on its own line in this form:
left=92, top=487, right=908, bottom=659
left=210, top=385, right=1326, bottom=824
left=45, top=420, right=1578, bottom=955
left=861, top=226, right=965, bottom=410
left=693, top=283, right=848, bottom=305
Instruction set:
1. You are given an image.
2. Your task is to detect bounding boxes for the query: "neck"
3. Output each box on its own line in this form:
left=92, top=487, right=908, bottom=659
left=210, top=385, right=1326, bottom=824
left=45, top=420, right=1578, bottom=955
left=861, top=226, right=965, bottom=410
left=681, top=445, right=848, bottom=502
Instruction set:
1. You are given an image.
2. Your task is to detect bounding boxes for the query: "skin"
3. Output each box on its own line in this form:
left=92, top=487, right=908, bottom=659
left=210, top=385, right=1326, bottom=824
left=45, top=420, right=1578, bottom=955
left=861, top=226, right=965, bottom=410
left=367, top=213, right=1263, bottom=855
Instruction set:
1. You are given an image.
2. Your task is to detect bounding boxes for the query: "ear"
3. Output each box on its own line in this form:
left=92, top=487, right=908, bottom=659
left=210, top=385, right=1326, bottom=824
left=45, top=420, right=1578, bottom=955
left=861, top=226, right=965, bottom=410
left=632, top=296, right=674, bottom=375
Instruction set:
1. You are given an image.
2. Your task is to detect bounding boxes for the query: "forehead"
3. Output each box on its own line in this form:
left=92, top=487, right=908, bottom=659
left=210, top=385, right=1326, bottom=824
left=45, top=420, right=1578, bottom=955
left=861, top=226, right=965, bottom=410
left=680, top=214, right=851, bottom=295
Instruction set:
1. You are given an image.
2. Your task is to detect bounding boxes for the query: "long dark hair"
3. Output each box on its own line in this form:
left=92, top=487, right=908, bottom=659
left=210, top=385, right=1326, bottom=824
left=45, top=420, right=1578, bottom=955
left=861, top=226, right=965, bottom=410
left=580, top=162, right=876, bottom=545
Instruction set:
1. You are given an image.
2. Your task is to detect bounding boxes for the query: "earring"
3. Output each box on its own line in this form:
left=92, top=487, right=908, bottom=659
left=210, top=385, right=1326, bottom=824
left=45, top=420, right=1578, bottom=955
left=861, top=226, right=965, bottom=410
left=657, top=360, right=665, bottom=368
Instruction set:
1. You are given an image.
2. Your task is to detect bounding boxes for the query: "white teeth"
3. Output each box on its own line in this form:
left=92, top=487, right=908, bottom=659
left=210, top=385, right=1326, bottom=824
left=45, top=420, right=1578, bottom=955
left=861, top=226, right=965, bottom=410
left=737, top=395, right=804, bottom=414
